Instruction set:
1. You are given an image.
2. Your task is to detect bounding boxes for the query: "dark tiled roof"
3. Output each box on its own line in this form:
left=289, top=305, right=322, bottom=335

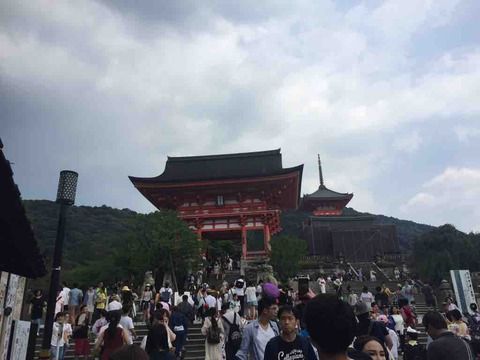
left=0, top=140, right=46, bottom=278
left=130, top=149, right=303, bottom=183
left=304, top=185, right=353, bottom=200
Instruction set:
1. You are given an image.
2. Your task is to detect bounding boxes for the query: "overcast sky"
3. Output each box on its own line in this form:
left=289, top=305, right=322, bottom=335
left=1, top=0, right=480, bottom=232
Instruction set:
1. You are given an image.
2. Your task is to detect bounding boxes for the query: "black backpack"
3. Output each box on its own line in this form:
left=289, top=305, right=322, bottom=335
left=160, top=289, right=170, bottom=302
left=207, top=323, right=221, bottom=344
left=403, top=343, right=426, bottom=360
left=223, top=313, right=242, bottom=358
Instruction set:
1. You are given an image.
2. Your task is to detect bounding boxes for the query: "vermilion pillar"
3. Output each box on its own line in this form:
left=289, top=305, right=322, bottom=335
left=241, top=226, right=247, bottom=259
left=264, top=223, right=271, bottom=253
left=197, top=228, right=207, bottom=258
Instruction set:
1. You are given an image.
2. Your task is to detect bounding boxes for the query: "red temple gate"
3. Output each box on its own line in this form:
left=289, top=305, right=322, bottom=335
left=130, top=149, right=303, bottom=259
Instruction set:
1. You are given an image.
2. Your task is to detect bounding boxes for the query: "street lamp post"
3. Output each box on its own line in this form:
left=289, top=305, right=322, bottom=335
left=39, top=170, right=78, bottom=359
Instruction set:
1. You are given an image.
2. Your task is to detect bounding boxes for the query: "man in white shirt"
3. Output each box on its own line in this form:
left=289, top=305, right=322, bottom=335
left=205, top=291, right=217, bottom=309
left=61, top=282, right=70, bottom=312
left=119, top=306, right=136, bottom=345
left=360, top=286, right=374, bottom=311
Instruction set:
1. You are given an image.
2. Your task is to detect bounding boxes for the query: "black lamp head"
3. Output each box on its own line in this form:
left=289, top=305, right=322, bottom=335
left=56, top=170, right=78, bottom=205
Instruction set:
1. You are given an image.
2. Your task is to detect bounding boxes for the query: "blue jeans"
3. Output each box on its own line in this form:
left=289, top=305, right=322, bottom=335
left=50, top=345, right=64, bottom=360
left=174, top=331, right=187, bottom=355
left=31, top=318, right=42, bottom=335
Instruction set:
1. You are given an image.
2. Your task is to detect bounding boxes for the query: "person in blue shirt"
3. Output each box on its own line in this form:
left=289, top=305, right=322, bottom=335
left=69, top=283, right=83, bottom=321
left=169, top=306, right=188, bottom=358
left=235, top=297, right=279, bottom=360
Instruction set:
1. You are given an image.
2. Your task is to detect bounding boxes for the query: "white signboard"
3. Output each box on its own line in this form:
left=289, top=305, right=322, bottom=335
left=13, top=277, right=26, bottom=320
left=10, top=320, right=31, bottom=360
left=450, top=270, right=477, bottom=315
left=1, top=274, right=19, bottom=360
left=0, top=272, right=9, bottom=339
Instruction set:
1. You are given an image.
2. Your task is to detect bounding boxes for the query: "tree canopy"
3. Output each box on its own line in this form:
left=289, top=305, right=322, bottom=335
left=24, top=201, right=201, bottom=290
left=270, top=235, right=307, bottom=282
left=413, top=224, right=480, bottom=284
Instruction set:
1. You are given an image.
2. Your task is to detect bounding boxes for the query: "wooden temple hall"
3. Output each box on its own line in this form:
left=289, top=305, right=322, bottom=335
left=130, top=149, right=400, bottom=261
left=130, top=150, right=303, bottom=260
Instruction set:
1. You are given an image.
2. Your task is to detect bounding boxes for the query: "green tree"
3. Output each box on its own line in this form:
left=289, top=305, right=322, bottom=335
left=133, top=210, right=202, bottom=290
left=413, top=224, right=480, bottom=285
left=270, top=235, right=307, bottom=282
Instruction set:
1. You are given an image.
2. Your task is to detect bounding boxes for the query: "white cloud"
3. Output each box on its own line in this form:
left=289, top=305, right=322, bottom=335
left=455, top=126, right=480, bottom=143
left=393, top=131, right=422, bottom=153
left=402, top=167, right=480, bottom=232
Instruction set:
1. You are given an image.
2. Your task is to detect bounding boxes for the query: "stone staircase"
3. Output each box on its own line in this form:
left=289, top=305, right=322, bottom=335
left=413, top=301, right=434, bottom=345
left=181, top=270, right=243, bottom=359
left=183, top=323, right=204, bottom=360
left=34, top=321, right=148, bottom=359
left=34, top=321, right=206, bottom=360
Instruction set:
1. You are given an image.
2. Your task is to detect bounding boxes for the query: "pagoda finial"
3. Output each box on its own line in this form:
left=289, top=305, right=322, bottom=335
left=318, top=154, right=324, bottom=187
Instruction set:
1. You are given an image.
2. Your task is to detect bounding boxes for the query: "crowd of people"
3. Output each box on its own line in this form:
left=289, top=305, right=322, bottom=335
left=28, top=264, right=480, bottom=360
left=30, top=281, right=141, bottom=360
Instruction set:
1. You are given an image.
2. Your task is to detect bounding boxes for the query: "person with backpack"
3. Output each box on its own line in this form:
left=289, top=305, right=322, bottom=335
left=222, top=303, right=243, bottom=360
left=201, top=307, right=225, bottom=360
left=354, top=302, right=393, bottom=351
left=177, top=294, right=194, bottom=324
left=264, top=305, right=317, bottom=360
left=158, top=283, right=173, bottom=305
left=235, top=297, right=280, bottom=360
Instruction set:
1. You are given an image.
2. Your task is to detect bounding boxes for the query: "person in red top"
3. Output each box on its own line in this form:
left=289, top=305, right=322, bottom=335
left=94, top=312, right=129, bottom=360
left=399, top=299, right=417, bottom=328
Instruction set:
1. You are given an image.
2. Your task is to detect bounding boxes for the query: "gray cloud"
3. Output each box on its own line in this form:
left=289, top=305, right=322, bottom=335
left=1, top=0, right=480, bottom=232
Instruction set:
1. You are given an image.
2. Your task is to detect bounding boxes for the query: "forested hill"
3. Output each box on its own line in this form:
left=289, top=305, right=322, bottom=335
left=26, top=200, right=476, bottom=286
left=23, top=200, right=139, bottom=272
left=25, top=200, right=434, bottom=269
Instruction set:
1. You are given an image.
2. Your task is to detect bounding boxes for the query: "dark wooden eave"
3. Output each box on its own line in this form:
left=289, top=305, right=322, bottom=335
left=129, top=149, right=304, bottom=210
left=303, top=184, right=353, bottom=201
left=129, top=149, right=300, bottom=183
left=0, top=139, right=46, bottom=278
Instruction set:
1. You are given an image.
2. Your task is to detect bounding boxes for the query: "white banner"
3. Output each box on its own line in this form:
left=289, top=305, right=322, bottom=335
left=10, top=320, right=31, bottom=360
left=450, top=270, right=477, bottom=315
left=1, top=274, right=19, bottom=360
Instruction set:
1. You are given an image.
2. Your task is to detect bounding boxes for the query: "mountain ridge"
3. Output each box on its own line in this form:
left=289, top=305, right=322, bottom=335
left=24, top=199, right=436, bottom=262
